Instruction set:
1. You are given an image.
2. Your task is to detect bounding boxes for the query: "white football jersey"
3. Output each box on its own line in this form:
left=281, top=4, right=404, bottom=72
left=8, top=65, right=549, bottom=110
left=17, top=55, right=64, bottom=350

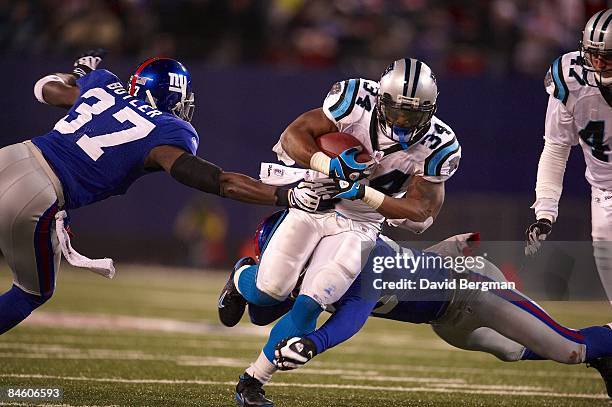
left=273, top=78, right=461, bottom=223
left=544, top=51, right=612, bottom=190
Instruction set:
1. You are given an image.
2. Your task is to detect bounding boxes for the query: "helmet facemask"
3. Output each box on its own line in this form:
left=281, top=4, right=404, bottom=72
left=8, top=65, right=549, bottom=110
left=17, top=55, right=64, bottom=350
left=377, top=93, right=436, bottom=144
left=580, top=41, right=612, bottom=86
left=171, top=91, right=196, bottom=122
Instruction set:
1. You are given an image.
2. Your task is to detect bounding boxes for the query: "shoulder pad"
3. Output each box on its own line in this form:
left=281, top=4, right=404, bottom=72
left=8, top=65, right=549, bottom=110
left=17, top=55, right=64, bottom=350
left=545, top=52, right=587, bottom=107
left=76, top=69, right=121, bottom=92
left=323, top=78, right=378, bottom=124
left=325, top=78, right=361, bottom=121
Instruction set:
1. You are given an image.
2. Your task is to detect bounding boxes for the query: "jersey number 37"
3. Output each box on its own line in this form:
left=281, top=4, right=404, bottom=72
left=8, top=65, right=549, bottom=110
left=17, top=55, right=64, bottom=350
left=53, top=87, right=156, bottom=161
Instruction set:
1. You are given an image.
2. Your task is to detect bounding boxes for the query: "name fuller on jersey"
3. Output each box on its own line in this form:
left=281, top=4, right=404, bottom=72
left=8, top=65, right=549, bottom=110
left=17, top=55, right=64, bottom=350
left=106, top=82, right=163, bottom=118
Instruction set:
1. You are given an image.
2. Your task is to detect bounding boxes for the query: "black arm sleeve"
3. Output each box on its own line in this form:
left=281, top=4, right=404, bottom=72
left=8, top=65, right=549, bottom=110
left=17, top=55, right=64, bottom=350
left=170, top=153, right=222, bottom=195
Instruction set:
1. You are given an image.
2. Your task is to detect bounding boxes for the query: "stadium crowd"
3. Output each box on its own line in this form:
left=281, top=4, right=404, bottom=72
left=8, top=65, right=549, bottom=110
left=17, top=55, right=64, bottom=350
left=1, top=0, right=607, bottom=77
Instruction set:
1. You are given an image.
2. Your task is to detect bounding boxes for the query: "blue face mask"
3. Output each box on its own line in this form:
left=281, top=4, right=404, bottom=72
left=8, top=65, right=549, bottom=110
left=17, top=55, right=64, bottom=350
left=391, top=125, right=415, bottom=149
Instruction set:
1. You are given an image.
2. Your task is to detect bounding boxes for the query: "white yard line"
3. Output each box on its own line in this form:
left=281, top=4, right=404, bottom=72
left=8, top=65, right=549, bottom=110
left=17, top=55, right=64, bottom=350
left=15, top=313, right=602, bottom=380
left=314, top=360, right=602, bottom=379
left=339, top=375, right=540, bottom=389
left=0, top=374, right=607, bottom=400
left=23, top=312, right=269, bottom=337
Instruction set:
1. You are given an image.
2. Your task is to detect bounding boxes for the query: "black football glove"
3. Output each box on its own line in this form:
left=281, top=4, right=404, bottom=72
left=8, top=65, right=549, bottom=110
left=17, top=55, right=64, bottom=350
left=525, top=218, right=552, bottom=256
left=72, top=48, right=107, bottom=78
left=274, top=337, right=317, bottom=370
left=331, top=179, right=366, bottom=201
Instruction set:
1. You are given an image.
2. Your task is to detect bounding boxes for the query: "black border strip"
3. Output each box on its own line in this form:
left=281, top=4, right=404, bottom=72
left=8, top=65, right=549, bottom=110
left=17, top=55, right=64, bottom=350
left=410, top=61, right=422, bottom=98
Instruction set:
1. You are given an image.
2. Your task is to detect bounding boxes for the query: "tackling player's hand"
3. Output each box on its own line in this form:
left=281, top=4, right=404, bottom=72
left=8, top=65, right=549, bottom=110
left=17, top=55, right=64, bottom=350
left=274, top=337, right=317, bottom=370
left=525, top=218, right=552, bottom=256
left=72, top=48, right=107, bottom=78
left=288, top=180, right=338, bottom=212
left=329, top=147, right=372, bottom=181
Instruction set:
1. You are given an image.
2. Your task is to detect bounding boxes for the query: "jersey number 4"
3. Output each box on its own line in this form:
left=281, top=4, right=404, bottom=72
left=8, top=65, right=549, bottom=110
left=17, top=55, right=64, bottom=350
left=579, top=121, right=609, bottom=163
left=54, top=87, right=155, bottom=161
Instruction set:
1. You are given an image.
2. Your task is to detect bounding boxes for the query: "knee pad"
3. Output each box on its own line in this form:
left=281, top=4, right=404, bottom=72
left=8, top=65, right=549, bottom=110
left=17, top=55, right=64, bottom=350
left=302, top=262, right=355, bottom=306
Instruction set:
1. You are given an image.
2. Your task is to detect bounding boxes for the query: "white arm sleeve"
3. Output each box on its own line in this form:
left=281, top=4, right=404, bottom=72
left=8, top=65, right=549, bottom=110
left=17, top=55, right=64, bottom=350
left=531, top=139, right=571, bottom=222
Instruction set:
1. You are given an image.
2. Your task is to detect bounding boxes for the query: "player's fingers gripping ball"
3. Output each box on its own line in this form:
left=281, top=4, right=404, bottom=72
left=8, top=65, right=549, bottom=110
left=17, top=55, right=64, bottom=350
left=329, top=146, right=374, bottom=181
left=274, top=337, right=317, bottom=371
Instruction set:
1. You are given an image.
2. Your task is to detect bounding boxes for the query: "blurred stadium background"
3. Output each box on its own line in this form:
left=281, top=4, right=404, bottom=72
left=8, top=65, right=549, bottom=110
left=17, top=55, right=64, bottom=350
left=1, top=1, right=612, bottom=406
left=2, top=0, right=610, bottom=266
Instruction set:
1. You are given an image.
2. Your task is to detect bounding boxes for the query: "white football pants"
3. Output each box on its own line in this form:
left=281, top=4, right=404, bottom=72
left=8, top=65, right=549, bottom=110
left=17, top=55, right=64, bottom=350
left=257, top=209, right=378, bottom=306
left=591, top=186, right=612, bottom=304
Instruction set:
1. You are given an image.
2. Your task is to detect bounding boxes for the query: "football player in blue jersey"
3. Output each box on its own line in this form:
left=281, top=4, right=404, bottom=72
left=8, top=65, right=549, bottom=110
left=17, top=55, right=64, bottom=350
left=233, top=210, right=612, bottom=406
left=0, top=50, right=332, bottom=336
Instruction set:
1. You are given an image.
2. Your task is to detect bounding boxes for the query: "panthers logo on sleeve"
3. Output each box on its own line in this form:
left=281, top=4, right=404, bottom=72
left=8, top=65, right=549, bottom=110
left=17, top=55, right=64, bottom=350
left=545, top=51, right=592, bottom=110
left=323, top=78, right=379, bottom=126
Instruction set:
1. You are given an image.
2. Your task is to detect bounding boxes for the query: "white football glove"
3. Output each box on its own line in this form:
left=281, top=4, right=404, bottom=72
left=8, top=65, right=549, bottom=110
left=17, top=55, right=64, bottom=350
left=72, top=49, right=106, bottom=78
left=288, top=180, right=338, bottom=213
left=274, top=337, right=317, bottom=370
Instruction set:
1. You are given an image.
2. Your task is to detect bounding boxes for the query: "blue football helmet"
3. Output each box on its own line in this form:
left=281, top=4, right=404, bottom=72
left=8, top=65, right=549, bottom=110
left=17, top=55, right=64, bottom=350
left=253, top=210, right=288, bottom=261
left=127, top=57, right=195, bottom=122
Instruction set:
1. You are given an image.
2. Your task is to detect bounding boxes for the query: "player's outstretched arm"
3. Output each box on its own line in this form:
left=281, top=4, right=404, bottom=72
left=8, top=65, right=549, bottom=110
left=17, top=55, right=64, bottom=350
left=34, top=49, right=106, bottom=109
left=149, top=145, right=336, bottom=209
left=147, top=145, right=280, bottom=205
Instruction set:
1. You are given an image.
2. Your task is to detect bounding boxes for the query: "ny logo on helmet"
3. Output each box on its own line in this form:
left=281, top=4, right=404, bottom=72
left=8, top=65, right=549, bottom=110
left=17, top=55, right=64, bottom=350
left=168, top=72, right=187, bottom=96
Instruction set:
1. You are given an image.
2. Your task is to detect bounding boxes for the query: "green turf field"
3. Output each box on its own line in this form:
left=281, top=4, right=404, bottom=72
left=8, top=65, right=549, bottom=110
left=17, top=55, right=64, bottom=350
left=0, top=264, right=610, bottom=406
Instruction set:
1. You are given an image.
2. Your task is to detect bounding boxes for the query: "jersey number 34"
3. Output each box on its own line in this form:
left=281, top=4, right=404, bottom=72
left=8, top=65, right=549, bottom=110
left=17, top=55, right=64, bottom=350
left=53, top=87, right=155, bottom=161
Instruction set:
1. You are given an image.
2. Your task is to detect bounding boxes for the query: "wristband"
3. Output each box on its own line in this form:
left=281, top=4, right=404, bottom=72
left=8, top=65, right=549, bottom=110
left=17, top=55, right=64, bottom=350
left=309, top=152, right=331, bottom=175
left=275, top=188, right=290, bottom=207
left=34, top=75, right=65, bottom=104
left=362, top=186, right=385, bottom=209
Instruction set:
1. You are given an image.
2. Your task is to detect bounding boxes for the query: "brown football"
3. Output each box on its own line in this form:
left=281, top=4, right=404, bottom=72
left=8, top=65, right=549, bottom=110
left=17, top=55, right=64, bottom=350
left=315, top=132, right=371, bottom=162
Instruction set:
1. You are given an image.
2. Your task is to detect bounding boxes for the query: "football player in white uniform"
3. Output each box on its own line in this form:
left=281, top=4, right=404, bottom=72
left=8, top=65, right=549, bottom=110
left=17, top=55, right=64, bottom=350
left=525, top=9, right=612, bottom=304
left=218, top=58, right=461, bottom=407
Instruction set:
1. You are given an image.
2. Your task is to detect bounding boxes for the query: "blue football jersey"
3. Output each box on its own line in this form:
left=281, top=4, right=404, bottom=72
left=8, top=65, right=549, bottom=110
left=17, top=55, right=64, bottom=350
left=32, top=69, right=199, bottom=209
left=361, top=240, right=452, bottom=323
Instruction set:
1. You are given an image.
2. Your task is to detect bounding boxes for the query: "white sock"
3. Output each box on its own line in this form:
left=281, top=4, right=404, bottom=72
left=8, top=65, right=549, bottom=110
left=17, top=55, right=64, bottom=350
left=245, top=351, right=277, bottom=384
left=233, top=264, right=251, bottom=296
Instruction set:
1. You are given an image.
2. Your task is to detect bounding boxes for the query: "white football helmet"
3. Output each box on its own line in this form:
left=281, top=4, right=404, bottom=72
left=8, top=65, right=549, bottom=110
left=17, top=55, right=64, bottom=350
left=581, top=9, right=612, bottom=86
left=377, top=58, right=438, bottom=145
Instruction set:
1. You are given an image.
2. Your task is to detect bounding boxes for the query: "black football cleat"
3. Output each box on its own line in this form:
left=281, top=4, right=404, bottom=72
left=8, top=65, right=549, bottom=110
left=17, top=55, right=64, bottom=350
left=235, top=373, right=274, bottom=407
left=587, top=356, right=612, bottom=398
left=218, top=257, right=255, bottom=327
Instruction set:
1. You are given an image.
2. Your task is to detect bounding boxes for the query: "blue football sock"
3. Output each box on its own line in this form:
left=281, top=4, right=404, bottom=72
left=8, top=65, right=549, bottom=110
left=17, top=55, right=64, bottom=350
left=262, top=295, right=323, bottom=362
left=236, top=264, right=281, bottom=306
left=248, top=299, right=293, bottom=326
left=0, top=285, right=46, bottom=335
left=521, top=348, right=545, bottom=360
left=581, top=326, right=612, bottom=361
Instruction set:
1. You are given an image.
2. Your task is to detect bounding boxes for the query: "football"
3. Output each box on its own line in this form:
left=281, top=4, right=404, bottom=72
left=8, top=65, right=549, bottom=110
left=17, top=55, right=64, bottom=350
left=315, top=132, right=371, bottom=162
